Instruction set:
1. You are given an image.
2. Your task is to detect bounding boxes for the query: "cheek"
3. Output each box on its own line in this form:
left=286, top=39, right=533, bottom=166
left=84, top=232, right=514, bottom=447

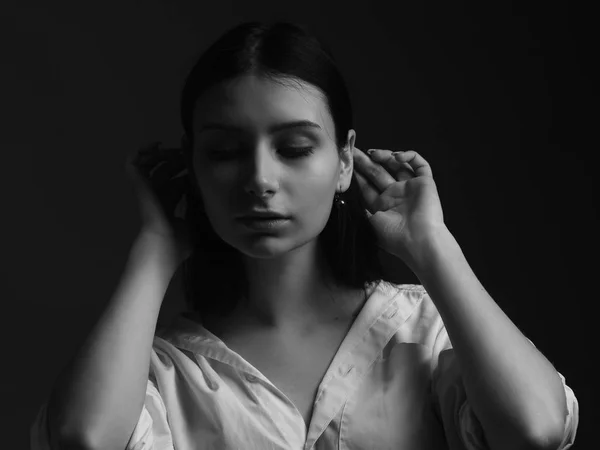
left=191, top=169, right=231, bottom=223
left=294, top=164, right=338, bottom=219
left=305, top=156, right=339, bottom=193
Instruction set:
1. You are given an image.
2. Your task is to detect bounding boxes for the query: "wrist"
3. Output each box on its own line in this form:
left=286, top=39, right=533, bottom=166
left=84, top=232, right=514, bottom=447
left=133, top=230, right=180, bottom=273
left=405, top=225, right=458, bottom=275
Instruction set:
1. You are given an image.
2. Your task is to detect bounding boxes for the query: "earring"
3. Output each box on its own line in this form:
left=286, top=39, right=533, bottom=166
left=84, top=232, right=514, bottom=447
left=334, top=191, right=345, bottom=208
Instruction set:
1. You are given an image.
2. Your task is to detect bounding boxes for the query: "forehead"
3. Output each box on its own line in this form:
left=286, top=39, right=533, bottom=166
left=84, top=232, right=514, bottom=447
left=192, top=75, right=332, bottom=135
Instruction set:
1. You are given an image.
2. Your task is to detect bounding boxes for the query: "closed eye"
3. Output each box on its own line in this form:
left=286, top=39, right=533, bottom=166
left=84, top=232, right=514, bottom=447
left=209, top=147, right=315, bottom=160
left=282, top=147, right=314, bottom=158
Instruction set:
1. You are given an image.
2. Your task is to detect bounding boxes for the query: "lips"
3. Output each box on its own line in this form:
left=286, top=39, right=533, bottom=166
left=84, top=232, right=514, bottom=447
left=237, top=216, right=291, bottom=231
left=237, top=212, right=289, bottom=220
left=239, top=215, right=288, bottom=220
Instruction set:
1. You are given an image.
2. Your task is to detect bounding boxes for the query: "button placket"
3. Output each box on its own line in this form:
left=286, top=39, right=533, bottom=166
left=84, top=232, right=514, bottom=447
left=245, top=373, right=258, bottom=383
left=190, top=353, right=220, bottom=391
left=386, top=304, right=399, bottom=319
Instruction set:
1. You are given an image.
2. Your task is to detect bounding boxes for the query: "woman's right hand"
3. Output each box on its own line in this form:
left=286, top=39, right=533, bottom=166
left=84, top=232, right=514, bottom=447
left=124, top=140, right=194, bottom=267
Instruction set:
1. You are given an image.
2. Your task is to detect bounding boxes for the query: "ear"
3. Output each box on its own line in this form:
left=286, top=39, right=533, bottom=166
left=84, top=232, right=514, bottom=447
left=338, top=129, right=356, bottom=193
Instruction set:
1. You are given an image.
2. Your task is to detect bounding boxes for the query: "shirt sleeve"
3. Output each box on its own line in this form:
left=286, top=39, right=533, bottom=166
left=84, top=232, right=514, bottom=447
left=431, top=324, right=579, bottom=450
left=29, top=378, right=175, bottom=450
left=125, top=377, right=175, bottom=450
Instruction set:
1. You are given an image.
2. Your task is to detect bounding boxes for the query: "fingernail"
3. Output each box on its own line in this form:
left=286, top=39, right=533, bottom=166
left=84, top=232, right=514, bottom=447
left=366, top=149, right=375, bottom=156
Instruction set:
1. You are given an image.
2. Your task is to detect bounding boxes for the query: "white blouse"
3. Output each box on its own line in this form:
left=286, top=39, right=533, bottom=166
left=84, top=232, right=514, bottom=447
left=31, top=281, right=579, bottom=449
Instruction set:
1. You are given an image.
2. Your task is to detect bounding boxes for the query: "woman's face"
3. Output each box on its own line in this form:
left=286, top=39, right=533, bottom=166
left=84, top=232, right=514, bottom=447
left=190, top=74, right=355, bottom=258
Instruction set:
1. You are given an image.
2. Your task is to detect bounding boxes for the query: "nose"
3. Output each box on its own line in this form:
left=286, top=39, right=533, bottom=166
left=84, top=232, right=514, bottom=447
left=243, top=144, right=280, bottom=197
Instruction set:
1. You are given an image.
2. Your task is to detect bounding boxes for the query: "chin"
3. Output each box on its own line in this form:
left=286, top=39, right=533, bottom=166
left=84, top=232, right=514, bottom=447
left=239, top=240, right=290, bottom=259
left=236, top=231, right=317, bottom=260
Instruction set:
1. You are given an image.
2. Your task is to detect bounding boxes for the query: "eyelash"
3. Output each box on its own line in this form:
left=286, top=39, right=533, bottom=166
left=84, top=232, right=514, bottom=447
left=210, top=147, right=315, bottom=160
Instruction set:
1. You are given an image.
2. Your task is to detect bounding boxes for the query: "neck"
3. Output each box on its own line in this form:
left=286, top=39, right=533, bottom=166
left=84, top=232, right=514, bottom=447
left=237, top=240, right=361, bottom=331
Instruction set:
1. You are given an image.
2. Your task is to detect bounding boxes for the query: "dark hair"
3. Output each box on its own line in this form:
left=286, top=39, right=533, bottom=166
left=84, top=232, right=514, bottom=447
left=179, top=20, right=385, bottom=321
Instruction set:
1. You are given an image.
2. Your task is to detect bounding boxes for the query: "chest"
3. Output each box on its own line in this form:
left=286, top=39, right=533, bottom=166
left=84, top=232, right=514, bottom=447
left=221, top=325, right=351, bottom=428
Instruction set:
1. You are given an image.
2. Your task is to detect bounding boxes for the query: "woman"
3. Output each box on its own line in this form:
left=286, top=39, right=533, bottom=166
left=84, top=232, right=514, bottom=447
left=31, top=20, right=578, bottom=450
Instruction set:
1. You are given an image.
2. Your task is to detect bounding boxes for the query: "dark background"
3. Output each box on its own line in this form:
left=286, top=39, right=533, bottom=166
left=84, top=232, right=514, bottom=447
left=2, top=1, right=592, bottom=447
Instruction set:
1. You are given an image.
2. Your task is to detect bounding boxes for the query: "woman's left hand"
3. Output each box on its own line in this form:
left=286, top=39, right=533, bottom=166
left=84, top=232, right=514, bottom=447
left=352, top=147, right=446, bottom=268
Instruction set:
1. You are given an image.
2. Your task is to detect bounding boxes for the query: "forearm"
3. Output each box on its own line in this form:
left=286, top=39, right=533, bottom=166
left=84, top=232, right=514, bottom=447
left=48, top=232, right=177, bottom=450
left=409, top=227, right=567, bottom=450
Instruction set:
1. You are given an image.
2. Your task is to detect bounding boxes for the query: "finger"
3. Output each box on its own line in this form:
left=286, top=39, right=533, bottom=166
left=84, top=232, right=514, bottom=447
left=135, top=146, right=182, bottom=167
left=134, top=144, right=185, bottom=176
left=353, top=170, right=379, bottom=212
left=393, top=150, right=433, bottom=178
left=353, top=147, right=396, bottom=192
left=135, top=142, right=164, bottom=160
left=149, top=158, right=187, bottom=186
left=159, top=175, right=188, bottom=209
left=371, top=150, right=418, bottom=180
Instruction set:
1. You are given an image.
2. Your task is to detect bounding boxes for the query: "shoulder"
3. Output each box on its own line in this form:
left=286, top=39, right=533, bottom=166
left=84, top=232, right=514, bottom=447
left=380, top=281, right=444, bottom=335
left=379, top=280, right=429, bottom=304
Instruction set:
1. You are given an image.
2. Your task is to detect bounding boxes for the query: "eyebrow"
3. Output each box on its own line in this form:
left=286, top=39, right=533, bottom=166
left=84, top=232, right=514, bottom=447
left=198, top=120, right=322, bottom=134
